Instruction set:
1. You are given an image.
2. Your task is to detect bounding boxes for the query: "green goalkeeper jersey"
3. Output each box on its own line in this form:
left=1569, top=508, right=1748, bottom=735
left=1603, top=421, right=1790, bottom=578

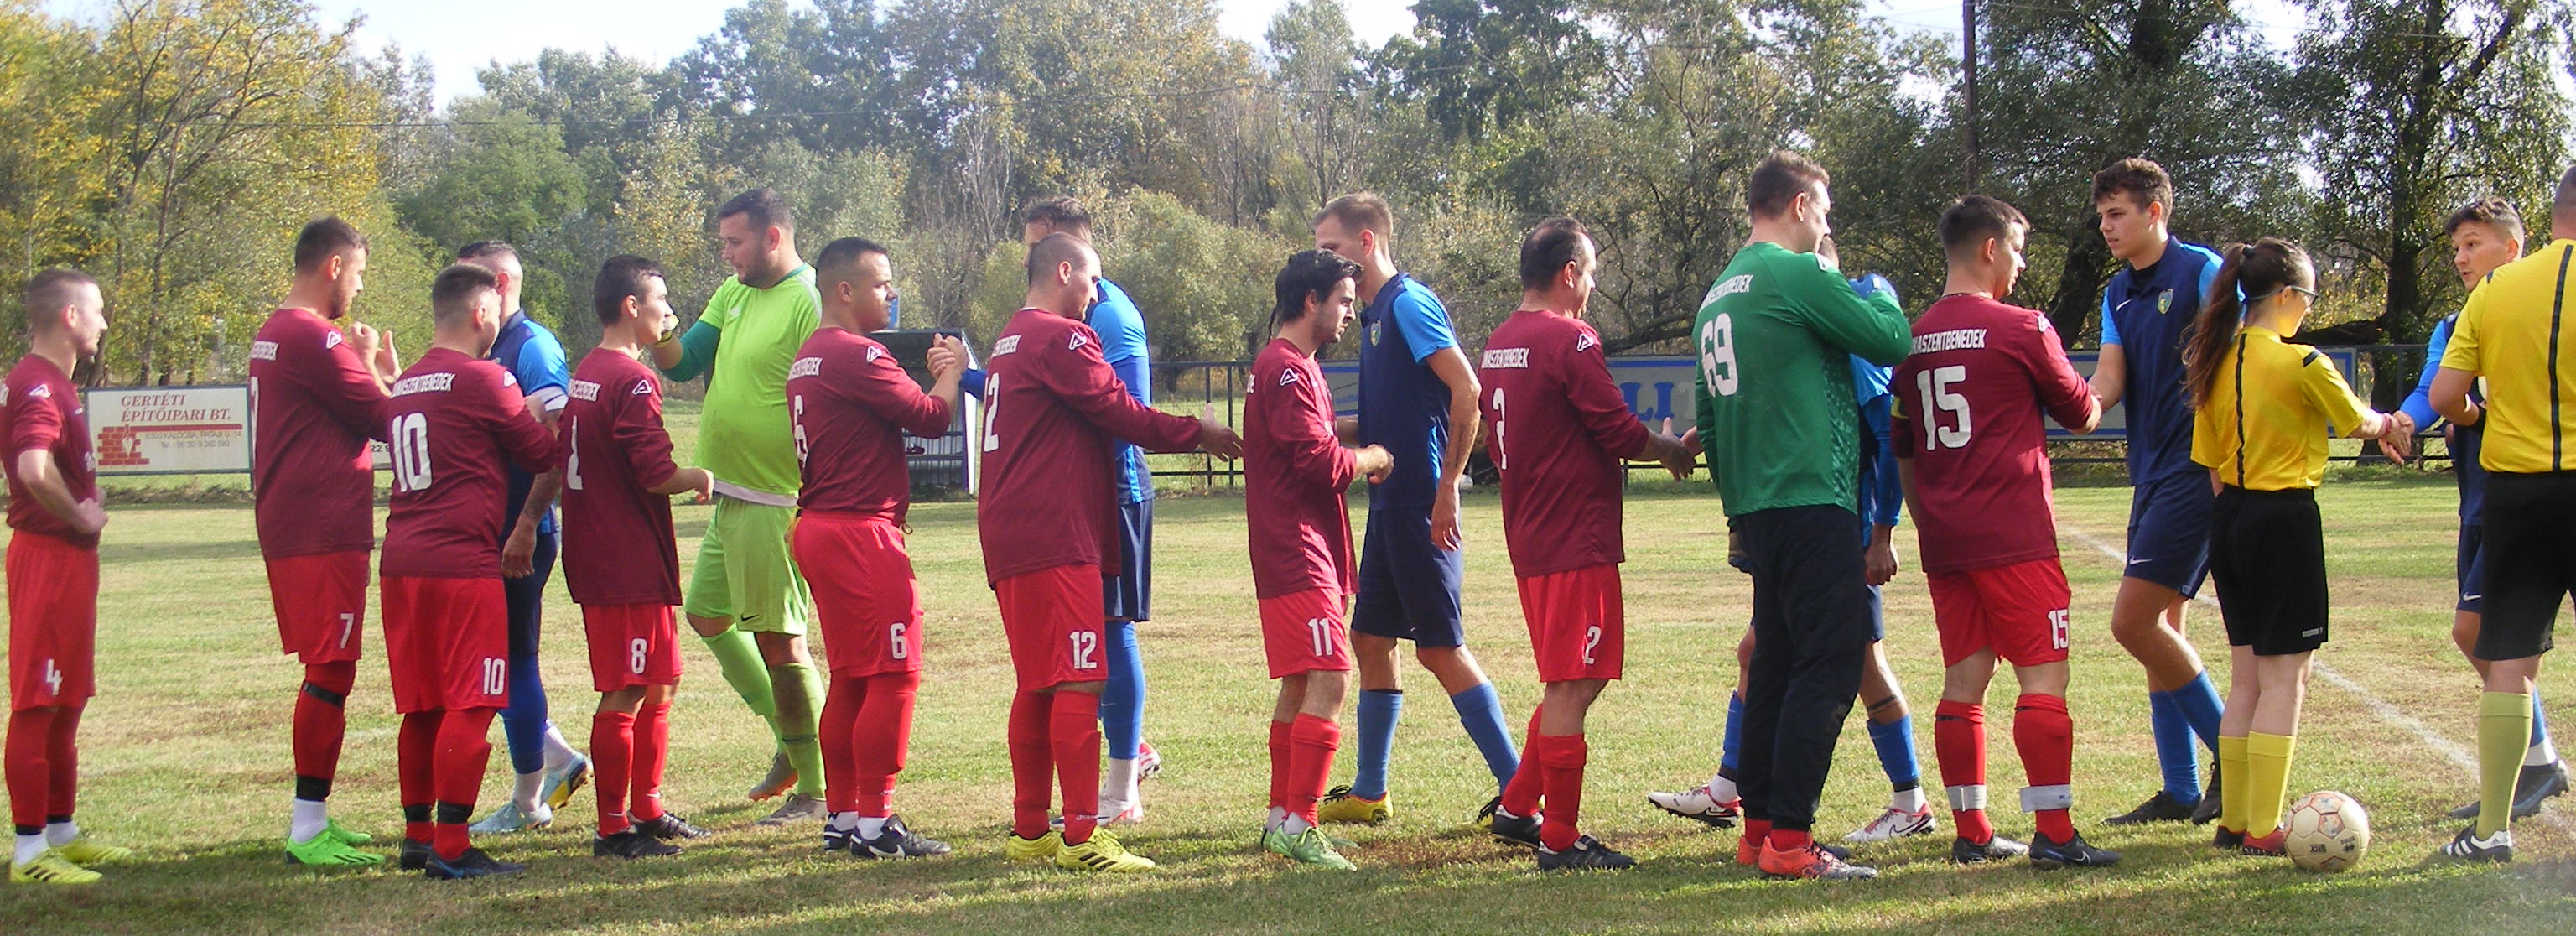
left=1691, top=241, right=1910, bottom=517
left=685, top=266, right=821, bottom=499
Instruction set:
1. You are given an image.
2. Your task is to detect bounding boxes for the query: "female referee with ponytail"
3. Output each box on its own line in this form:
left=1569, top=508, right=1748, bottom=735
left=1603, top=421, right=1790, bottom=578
left=2180, top=239, right=2415, bottom=857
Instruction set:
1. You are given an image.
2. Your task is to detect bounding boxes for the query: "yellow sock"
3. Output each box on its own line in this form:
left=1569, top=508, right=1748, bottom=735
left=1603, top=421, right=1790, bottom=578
left=2479, top=692, right=2535, bottom=837
left=2246, top=731, right=2296, bottom=838
left=2216, top=735, right=2249, bottom=834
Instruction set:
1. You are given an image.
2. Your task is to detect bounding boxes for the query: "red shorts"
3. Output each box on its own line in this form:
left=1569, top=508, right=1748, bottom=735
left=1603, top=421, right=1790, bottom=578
left=1516, top=564, right=1623, bottom=683
left=581, top=604, right=683, bottom=692
left=266, top=551, right=369, bottom=663
left=379, top=575, right=509, bottom=714
left=792, top=514, right=925, bottom=679
left=1259, top=589, right=1353, bottom=679
left=1928, top=558, right=2074, bottom=668
left=994, top=564, right=1104, bottom=690
left=8, top=531, right=97, bottom=711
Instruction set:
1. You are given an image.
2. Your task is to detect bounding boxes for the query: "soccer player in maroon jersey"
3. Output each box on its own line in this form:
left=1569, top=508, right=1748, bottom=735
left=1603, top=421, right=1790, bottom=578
left=786, top=237, right=966, bottom=860
left=1893, top=195, right=2119, bottom=869
left=249, top=217, right=400, bottom=867
left=380, top=264, right=566, bottom=879
left=984, top=234, right=1239, bottom=873
left=1479, top=219, right=1696, bottom=871
left=3, top=268, right=123, bottom=885
left=560, top=256, right=715, bottom=859
left=1244, top=249, right=1391, bottom=871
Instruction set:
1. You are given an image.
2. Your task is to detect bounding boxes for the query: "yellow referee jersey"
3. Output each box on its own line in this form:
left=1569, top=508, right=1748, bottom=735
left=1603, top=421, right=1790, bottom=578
left=2442, top=238, right=2576, bottom=473
left=2192, top=326, right=2372, bottom=490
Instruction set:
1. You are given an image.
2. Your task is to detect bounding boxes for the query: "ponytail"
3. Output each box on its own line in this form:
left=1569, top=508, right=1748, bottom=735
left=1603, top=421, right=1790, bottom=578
left=2182, top=237, right=2314, bottom=410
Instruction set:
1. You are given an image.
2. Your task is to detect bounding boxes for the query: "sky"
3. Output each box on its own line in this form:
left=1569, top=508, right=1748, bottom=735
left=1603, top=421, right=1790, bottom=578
left=41, top=1, right=2299, bottom=105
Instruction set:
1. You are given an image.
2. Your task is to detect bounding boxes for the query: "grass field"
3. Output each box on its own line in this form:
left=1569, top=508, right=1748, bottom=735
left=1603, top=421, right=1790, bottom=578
left=6, top=469, right=2576, bottom=933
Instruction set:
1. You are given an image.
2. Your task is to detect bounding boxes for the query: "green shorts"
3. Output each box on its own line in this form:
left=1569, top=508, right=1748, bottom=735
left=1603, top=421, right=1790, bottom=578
left=685, top=496, right=813, bottom=636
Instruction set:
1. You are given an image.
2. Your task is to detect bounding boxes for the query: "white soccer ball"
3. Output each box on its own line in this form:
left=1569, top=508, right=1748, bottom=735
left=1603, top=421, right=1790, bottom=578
left=2283, top=790, right=2371, bottom=872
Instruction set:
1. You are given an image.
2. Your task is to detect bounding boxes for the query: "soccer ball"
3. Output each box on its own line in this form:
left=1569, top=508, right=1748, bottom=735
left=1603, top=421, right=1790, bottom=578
left=2283, top=790, right=2371, bottom=872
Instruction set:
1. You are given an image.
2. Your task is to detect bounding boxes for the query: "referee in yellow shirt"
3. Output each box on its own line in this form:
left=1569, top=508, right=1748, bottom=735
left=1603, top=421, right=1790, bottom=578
left=2432, top=166, right=2576, bottom=863
left=2181, top=238, right=2414, bottom=858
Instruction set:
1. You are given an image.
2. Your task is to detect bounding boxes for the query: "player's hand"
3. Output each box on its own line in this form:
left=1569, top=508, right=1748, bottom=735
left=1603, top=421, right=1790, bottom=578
left=1865, top=538, right=1899, bottom=586
left=1197, top=404, right=1243, bottom=460
left=2379, top=411, right=2417, bottom=463
left=501, top=521, right=537, bottom=578
left=349, top=320, right=381, bottom=356
left=372, top=328, right=401, bottom=377
left=927, top=335, right=967, bottom=379
left=658, top=307, right=681, bottom=341
left=70, top=498, right=106, bottom=536
left=1656, top=418, right=1696, bottom=480
left=1357, top=444, right=1394, bottom=484
left=688, top=467, right=714, bottom=504
left=1431, top=486, right=1463, bottom=551
left=1680, top=424, right=1702, bottom=457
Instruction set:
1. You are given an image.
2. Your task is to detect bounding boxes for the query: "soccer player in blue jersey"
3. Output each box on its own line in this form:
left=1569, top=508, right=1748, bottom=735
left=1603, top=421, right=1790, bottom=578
left=1308, top=193, right=1523, bottom=826
left=2085, top=159, right=2229, bottom=826
left=2405, top=197, right=2568, bottom=821
left=455, top=242, right=591, bottom=835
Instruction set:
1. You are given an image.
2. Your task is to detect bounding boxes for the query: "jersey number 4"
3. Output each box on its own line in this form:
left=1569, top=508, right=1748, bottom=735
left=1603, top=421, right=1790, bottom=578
left=1914, top=365, right=1972, bottom=450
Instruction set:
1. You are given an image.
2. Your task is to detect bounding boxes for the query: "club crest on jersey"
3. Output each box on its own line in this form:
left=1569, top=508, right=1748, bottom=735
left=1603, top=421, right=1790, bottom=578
left=2157, top=289, right=2174, bottom=315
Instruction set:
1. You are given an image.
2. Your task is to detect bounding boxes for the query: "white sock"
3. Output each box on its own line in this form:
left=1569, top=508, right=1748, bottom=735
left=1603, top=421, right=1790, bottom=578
left=541, top=725, right=582, bottom=772
left=512, top=770, right=546, bottom=811
left=855, top=815, right=890, bottom=840
left=1708, top=773, right=1740, bottom=803
left=1104, top=757, right=1140, bottom=805
left=827, top=812, right=860, bottom=834
left=13, top=834, right=44, bottom=866
left=1280, top=814, right=1312, bottom=835
left=43, top=820, right=77, bottom=847
left=290, top=798, right=330, bottom=844
left=1891, top=787, right=1928, bottom=813
left=2527, top=734, right=2560, bottom=767
left=1265, top=806, right=1287, bottom=831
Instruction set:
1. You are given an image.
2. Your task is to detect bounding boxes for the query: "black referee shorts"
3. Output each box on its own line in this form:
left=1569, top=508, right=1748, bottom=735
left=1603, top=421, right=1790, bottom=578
left=2474, top=471, right=2576, bottom=661
left=2209, top=486, right=2328, bottom=657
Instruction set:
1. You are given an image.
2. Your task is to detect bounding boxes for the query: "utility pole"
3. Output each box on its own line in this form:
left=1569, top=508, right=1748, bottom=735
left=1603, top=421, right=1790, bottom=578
left=1963, top=0, right=1980, bottom=193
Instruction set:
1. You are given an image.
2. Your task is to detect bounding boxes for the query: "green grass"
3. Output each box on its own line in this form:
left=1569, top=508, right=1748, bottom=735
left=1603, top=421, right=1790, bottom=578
left=8, top=474, right=2575, bottom=933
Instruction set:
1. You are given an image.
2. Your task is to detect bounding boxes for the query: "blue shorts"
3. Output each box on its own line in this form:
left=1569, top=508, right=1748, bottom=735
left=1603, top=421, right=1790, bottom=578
left=1104, top=497, right=1153, bottom=621
left=1352, top=504, right=1466, bottom=647
left=503, top=531, right=558, bottom=658
left=2458, top=523, right=2486, bottom=615
left=2123, top=471, right=2213, bottom=598
left=1866, top=583, right=1886, bottom=642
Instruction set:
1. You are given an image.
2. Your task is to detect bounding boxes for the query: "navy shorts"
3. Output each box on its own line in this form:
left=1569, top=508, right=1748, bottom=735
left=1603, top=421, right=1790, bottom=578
left=1866, top=583, right=1886, bottom=642
left=2123, top=471, right=2213, bottom=598
left=1104, top=497, right=1153, bottom=621
left=503, top=530, right=557, bottom=658
left=2457, top=523, right=2487, bottom=615
left=1352, top=503, right=1466, bottom=647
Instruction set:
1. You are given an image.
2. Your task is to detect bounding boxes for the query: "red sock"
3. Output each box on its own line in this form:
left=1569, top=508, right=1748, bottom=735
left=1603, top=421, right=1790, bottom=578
left=293, top=661, right=356, bottom=798
left=632, top=699, right=672, bottom=822
left=590, top=710, right=636, bottom=835
left=397, top=710, right=443, bottom=843
left=1499, top=707, right=1545, bottom=818
left=5, top=707, right=55, bottom=830
left=853, top=671, right=919, bottom=817
left=2014, top=693, right=2076, bottom=842
left=1934, top=699, right=1992, bottom=844
left=1287, top=715, right=1341, bottom=824
left=1006, top=689, right=1053, bottom=840
left=1051, top=689, right=1104, bottom=844
left=820, top=675, right=866, bottom=814
left=42, top=705, right=79, bottom=819
left=432, top=708, right=496, bottom=861
left=1266, top=719, right=1293, bottom=813
left=1741, top=818, right=1772, bottom=861
left=1770, top=827, right=1813, bottom=851
left=1538, top=732, right=1587, bottom=852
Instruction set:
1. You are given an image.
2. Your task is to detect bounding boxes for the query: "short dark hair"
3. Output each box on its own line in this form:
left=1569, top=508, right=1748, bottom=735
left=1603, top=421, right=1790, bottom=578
left=22, top=268, right=96, bottom=331
left=2550, top=165, right=2576, bottom=228
left=293, top=216, right=368, bottom=273
left=1026, top=232, right=1091, bottom=285
left=1023, top=196, right=1093, bottom=234
left=430, top=263, right=499, bottom=328
left=816, top=237, right=891, bottom=278
left=718, top=188, right=794, bottom=234
left=1518, top=217, right=1591, bottom=289
left=1747, top=150, right=1829, bottom=220
left=2445, top=197, right=2526, bottom=242
left=1273, top=249, right=1363, bottom=330
left=1938, top=195, right=2030, bottom=258
left=455, top=241, right=518, bottom=264
left=2091, top=158, right=2174, bottom=211
left=1314, top=192, right=1394, bottom=243
left=593, top=255, right=665, bottom=325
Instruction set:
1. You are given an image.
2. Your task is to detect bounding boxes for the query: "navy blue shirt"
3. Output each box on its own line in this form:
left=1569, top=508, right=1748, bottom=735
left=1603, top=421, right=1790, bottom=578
left=491, top=309, right=569, bottom=535
left=1356, top=273, right=1459, bottom=509
left=2101, top=237, right=2225, bottom=484
left=2402, top=312, right=2485, bottom=522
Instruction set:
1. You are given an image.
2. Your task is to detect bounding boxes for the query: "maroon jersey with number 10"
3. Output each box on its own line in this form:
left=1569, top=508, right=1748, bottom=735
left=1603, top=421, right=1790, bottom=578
left=558, top=347, right=683, bottom=606
left=381, top=347, right=564, bottom=580
left=1243, top=337, right=1356, bottom=599
left=1891, top=294, right=2097, bottom=574
left=1478, top=310, right=1651, bottom=579
left=2, top=356, right=99, bottom=548
left=788, top=327, right=953, bottom=523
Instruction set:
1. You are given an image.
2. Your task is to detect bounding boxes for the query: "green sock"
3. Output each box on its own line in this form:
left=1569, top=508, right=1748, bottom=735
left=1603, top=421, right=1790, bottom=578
left=2216, top=735, right=2249, bottom=834
left=769, top=662, right=828, bottom=797
left=701, top=626, right=776, bottom=720
left=2245, top=732, right=2295, bottom=838
left=2480, top=692, right=2535, bottom=837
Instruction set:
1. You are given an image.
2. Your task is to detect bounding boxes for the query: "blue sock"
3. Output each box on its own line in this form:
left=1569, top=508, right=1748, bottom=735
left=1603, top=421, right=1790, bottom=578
left=1351, top=689, right=1404, bottom=800
left=1098, top=620, right=1144, bottom=761
left=2535, top=689, right=2553, bottom=751
left=1867, top=715, right=1920, bottom=789
left=2147, top=689, right=2201, bottom=803
left=2172, top=672, right=2225, bottom=754
left=1451, top=683, right=1520, bottom=792
left=499, top=653, right=548, bottom=775
left=1720, top=691, right=1744, bottom=773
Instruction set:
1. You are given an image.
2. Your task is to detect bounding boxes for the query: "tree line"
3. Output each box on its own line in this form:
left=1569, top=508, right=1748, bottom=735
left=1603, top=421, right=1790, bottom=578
left=3, top=0, right=2567, bottom=407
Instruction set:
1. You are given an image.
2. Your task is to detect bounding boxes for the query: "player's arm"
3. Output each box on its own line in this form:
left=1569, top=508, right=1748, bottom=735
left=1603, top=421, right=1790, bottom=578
left=1892, top=392, right=1927, bottom=523
left=2302, top=351, right=2409, bottom=461
left=2431, top=367, right=2482, bottom=427
left=2089, top=293, right=2126, bottom=410
left=1565, top=336, right=1690, bottom=476
left=8, top=396, right=103, bottom=535
left=2033, top=320, right=2104, bottom=434
left=1789, top=261, right=1911, bottom=366
left=2399, top=315, right=2454, bottom=430
left=654, top=317, right=720, bottom=380
left=610, top=377, right=712, bottom=502
left=1859, top=391, right=1901, bottom=585
left=311, top=331, right=395, bottom=441
left=860, top=336, right=962, bottom=438
left=1425, top=346, right=1480, bottom=549
left=1047, top=328, right=1238, bottom=457
left=1277, top=374, right=1367, bottom=488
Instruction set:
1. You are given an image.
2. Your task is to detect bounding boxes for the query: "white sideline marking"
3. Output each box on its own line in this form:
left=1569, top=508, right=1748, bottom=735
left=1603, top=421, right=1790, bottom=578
left=2062, top=525, right=2575, bottom=835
